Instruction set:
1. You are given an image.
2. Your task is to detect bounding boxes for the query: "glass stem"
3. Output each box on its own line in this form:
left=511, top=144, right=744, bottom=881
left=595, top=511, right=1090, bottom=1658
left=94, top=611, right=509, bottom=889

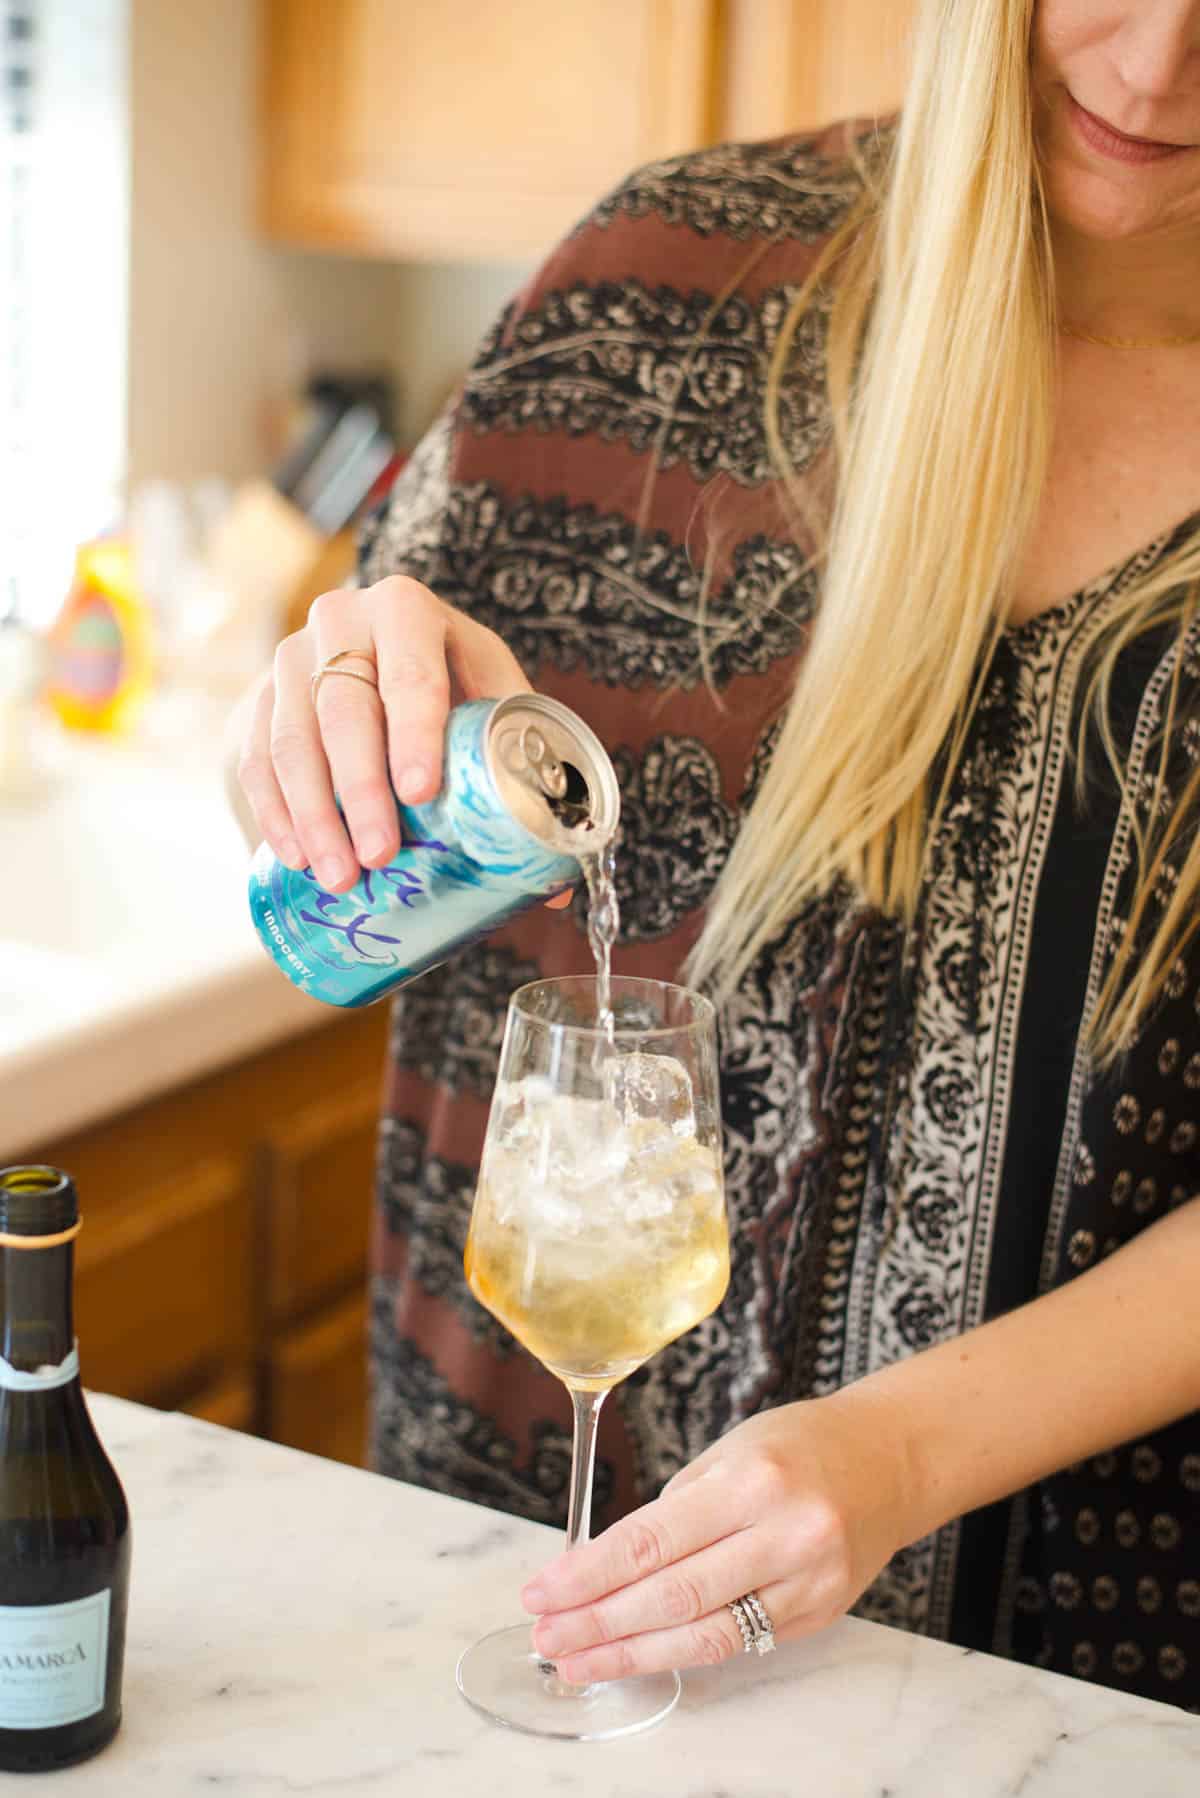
left=565, top=1386, right=607, bottom=1552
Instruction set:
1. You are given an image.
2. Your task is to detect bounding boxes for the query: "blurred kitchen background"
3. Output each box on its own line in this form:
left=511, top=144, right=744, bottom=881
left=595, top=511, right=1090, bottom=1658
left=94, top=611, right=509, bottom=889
left=0, top=1, right=908, bottom=1466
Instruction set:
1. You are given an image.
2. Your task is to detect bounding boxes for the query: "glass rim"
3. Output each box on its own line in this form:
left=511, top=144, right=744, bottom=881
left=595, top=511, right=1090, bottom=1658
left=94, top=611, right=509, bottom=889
left=508, top=975, right=716, bottom=1043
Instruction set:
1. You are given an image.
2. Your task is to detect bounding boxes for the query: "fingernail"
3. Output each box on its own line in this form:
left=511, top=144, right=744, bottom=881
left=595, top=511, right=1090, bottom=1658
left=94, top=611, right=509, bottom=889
left=358, top=829, right=393, bottom=864
left=315, top=854, right=349, bottom=889
left=531, top=1621, right=556, bottom=1653
left=521, top=1581, right=548, bottom=1612
left=277, top=837, right=304, bottom=869
left=396, top=764, right=429, bottom=804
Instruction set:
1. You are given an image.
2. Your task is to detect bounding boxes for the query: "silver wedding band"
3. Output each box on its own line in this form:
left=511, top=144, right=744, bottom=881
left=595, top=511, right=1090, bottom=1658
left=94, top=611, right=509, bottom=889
left=727, top=1590, right=777, bottom=1656
left=311, top=649, right=379, bottom=704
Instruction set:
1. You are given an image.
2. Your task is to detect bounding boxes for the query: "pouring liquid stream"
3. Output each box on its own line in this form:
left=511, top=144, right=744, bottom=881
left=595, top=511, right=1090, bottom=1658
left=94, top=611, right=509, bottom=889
left=581, top=839, right=619, bottom=1048
left=518, top=728, right=620, bottom=1047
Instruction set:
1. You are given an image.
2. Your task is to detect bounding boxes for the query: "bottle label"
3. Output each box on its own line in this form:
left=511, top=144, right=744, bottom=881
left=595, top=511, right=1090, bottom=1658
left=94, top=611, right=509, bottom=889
left=0, top=1345, right=80, bottom=1392
left=0, top=1591, right=110, bottom=1729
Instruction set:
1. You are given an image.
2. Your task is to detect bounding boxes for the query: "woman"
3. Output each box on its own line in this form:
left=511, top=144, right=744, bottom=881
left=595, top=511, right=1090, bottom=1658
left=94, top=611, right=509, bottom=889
left=237, top=0, right=1200, bottom=1708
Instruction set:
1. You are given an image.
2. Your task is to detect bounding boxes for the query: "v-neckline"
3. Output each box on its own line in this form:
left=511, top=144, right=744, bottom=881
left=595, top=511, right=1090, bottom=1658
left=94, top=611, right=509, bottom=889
left=1005, top=505, right=1200, bottom=645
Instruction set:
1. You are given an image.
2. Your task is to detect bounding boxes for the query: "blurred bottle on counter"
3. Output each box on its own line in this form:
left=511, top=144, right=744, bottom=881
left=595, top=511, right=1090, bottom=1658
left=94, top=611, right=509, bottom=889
left=0, top=1167, right=130, bottom=1772
left=128, top=480, right=240, bottom=705
left=43, top=538, right=155, bottom=735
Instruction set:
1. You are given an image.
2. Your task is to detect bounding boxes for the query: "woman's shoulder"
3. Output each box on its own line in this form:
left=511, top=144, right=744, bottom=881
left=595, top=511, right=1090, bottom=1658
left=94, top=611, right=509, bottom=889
left=499, top=117, right=884, bottom=318
left=360, top=119, right=884, bottom=583
left=446, top=117, right=885, bottom=483
left=575, top=117, right=884, bottom=252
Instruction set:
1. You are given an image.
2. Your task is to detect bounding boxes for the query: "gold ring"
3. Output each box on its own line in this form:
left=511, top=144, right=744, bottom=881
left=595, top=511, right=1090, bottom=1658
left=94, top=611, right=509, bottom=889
left=311, top=649, right=379, bottom=704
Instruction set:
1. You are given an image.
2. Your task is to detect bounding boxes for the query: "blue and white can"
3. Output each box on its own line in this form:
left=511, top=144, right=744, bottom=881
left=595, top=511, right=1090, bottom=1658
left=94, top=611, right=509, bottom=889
left=248, top=695, right=620, bottom=1008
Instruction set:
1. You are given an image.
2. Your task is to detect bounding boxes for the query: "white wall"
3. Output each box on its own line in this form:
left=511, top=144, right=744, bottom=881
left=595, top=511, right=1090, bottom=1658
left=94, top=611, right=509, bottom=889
left=126, top=0, right=531, bottom=487
left=389, top=260, right=531, bottom=444
left=4, top=0, right=130, bottom=624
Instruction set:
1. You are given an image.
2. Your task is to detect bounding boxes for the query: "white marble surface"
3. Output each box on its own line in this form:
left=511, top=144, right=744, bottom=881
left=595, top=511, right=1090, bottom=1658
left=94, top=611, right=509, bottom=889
left=0, top=717, right=323, bottom=1159
left=25, top=1394, right=1199, bottom=1794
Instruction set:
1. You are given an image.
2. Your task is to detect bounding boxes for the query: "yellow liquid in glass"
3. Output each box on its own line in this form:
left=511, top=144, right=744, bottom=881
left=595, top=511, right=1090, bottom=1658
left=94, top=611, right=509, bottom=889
left=465, top=1167, right=729, bottom=1392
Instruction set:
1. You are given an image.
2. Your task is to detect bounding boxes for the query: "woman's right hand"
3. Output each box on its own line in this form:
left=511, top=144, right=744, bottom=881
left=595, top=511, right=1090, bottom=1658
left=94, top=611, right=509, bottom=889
left=236, top=575, right=534, bottom=896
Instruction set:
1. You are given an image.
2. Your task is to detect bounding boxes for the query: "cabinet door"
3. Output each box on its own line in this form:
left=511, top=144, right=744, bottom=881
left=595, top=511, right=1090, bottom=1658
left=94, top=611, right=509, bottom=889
left=74, top=1155, right=255, bottom=1408
left=262, top=1080, right=381, bottom=1327
left=34, top=1007, right=389, bottom=1448
left=719, top=0, right=912, bottom=140
left=265, top=1291, right=369, bottom=1467
left=180, top=1373, right=257, bottom=1433
left=262, top=0, right=719, bottom=260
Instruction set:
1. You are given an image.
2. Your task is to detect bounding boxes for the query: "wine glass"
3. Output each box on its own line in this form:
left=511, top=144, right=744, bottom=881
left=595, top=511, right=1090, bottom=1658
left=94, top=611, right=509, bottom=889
left=455, top=975, right=728, bottom=1741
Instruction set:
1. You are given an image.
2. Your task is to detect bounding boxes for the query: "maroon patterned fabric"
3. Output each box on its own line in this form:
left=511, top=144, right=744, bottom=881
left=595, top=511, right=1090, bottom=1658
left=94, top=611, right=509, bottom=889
left=358, top=123, right=1200, bottom=1709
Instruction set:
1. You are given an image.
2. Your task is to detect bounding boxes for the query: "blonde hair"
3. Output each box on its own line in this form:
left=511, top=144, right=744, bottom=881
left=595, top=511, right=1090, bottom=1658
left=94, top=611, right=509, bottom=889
left=690, top=0, right=1200, bottom=1062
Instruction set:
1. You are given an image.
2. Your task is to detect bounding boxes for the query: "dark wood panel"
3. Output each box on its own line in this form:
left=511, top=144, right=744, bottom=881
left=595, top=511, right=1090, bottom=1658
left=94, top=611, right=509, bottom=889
left=74, top=1156, right=255, bottom=1405
left=263, top=1082, right=379, bottom=1324
left=30, top=1005, right=390, bottom=1448
left=179, top=1371, right=258, bottom=1433
left=265, top=1290, right=370, bottom=1467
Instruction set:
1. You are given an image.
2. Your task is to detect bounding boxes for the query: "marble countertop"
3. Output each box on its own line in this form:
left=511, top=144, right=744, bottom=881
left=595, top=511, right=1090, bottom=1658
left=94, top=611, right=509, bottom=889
left=29, top=1394, right=1200, bottom=1794
left=0, top=713, right=324, bottom=1159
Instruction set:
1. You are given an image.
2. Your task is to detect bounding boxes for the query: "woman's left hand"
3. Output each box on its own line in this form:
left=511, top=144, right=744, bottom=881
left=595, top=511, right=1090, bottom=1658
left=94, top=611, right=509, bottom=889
left=520, top=1390, right=917, bottom=1682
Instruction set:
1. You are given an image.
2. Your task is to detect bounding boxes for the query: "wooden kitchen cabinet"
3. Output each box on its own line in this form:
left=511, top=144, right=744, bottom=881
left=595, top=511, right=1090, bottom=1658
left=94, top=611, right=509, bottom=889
left=182, top=1373, right=258, bottom=1432
left=262, top=1076, right=381, bottom=1325
left=265, top=1289, right=369, bottom=1467
left=31, top=1006, right=390, bottom=1467
left=261, top=0, right=720, bottom=261
left=74, top=1152, right=256, bottom=1409
left=718, top=0, right=912, bottom=141
left=260, top=1, right=913, bottom=264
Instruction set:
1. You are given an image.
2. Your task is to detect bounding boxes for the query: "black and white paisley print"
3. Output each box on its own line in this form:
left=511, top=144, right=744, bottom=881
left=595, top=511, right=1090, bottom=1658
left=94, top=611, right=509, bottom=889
left=571, top=736, right=738, bottom=943
left=462, top=281, right=835, bottom=488
left=369, top=1295, right=615, bottom=1524
left=585, top=134, right=884, bottom=243
left=375, top=1119, right=514, bottom=1355
left=369, top=478, right=813, bottom=692
left=388, top=943, right=541, bottom=1101
left=364, top=123, right=1200, bottom=1711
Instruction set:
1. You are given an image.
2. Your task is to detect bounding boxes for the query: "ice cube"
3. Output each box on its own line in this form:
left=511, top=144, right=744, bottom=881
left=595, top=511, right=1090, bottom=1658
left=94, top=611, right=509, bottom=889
left=622, top=1183, right=676, bottom=1223
left=489, top=1076, right=554, bottom=1152
left=625, top=1116, right=681, bottom=1173
left=524, top=1185, right=587, bottom=1235
left=666, top=1156, right=721, bottom=1207
left=545, top=1094, right=628, bottom=1187
left=604, top=1052, right=696, bottom=1136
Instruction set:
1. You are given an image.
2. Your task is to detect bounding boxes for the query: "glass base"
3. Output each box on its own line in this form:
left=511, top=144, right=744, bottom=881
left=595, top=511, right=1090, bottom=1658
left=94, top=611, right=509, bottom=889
left=456, top=1622, right=681, bottom=1741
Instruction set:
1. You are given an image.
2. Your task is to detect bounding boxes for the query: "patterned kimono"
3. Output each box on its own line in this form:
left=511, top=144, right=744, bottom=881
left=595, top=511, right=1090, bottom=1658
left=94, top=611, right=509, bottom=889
left=359, top=122, right=1200, bottom=1709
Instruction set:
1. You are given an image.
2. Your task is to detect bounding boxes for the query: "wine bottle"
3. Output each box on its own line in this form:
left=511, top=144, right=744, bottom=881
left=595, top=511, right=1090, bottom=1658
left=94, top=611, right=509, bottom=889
left=0, top=1166, right=130, bottom=1771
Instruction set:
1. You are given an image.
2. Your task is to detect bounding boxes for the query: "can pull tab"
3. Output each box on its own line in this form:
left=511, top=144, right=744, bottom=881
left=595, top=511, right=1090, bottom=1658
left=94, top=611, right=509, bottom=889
left=518, top=726, right=572, bottom=798
left=503, top=725, right=567, bottom=800
left=501, top=725, right=591, bottom=829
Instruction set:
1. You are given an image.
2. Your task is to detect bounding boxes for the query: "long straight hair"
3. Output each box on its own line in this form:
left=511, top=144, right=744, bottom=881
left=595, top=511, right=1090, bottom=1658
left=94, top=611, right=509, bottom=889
left=690, top=0, right=1200, bottom=1062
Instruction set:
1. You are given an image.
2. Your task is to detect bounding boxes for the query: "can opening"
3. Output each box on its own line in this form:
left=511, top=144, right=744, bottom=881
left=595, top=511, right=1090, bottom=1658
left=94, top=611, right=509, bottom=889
left=547, top=759, right=592, bottom=832
left=486, top=695, right=620, bottom=849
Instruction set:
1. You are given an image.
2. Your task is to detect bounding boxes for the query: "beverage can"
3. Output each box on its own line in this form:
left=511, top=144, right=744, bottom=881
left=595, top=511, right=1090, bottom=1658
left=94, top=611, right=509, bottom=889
left=248, top=695, right=620, bottom=1008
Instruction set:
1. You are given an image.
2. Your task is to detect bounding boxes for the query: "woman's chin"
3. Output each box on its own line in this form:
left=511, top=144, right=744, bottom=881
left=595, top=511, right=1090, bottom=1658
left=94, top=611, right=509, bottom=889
left=1045, top=170, right=1175, bottom=243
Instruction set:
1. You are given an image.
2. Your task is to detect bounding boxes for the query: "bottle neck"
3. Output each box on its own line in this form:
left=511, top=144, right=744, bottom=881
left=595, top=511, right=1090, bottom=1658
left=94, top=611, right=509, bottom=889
left=0, top=1242, right=75, bottom=1372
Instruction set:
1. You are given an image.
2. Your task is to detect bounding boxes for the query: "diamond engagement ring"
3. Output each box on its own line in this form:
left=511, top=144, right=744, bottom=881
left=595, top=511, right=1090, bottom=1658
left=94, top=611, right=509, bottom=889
left=727, top=1590, right=777, bottom=1656
left=311, top=649, right=379, bottom=703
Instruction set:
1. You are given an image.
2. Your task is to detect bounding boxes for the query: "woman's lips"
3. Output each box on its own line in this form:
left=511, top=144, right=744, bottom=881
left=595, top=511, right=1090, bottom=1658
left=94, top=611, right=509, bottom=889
left=1066, top=91, right=1193, bottom=165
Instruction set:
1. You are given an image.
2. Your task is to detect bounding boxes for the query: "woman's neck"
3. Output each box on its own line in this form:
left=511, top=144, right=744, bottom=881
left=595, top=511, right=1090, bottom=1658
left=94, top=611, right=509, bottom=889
left=1052, top=219, right=1200, bottom=341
